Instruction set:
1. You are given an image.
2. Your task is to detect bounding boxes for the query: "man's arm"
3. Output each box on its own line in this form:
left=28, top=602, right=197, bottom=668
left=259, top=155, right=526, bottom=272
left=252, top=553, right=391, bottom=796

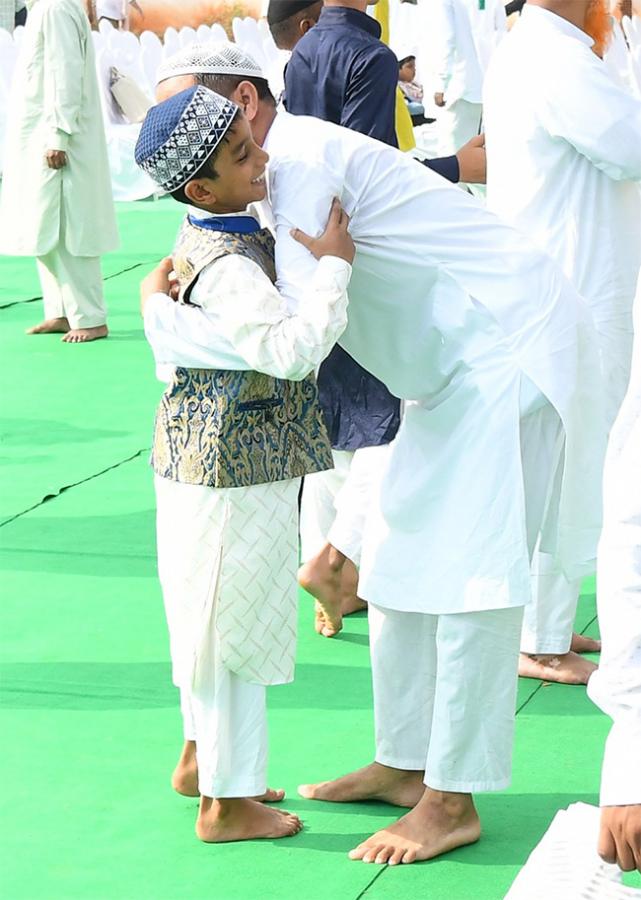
left=432, top=0, right=457, bottom=105
left=540, top=45, right=641, bottom=181
left=41, top=4, right=85, bottom=155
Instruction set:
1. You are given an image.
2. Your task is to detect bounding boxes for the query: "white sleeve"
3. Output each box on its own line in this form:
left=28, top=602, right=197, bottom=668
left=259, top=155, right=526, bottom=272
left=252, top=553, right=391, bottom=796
left=143, top=253, right=351, bottom=381
left=432, top=0, right=458, bottom=94
left=41, top=5, right=85, bottom=151
left=540, top=45, right=641, bottom=182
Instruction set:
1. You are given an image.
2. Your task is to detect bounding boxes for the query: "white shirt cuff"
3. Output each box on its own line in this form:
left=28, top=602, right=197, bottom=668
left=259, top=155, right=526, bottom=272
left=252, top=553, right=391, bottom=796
left=313, top=256, right=352, bottom=295
left=600, top=725, right=641, bottom=807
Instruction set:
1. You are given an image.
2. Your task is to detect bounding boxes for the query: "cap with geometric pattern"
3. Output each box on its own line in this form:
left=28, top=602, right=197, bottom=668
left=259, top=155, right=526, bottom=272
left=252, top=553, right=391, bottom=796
left=156, top=42, right=264, bottom=85
left=135, top=86, right=239, bottom=193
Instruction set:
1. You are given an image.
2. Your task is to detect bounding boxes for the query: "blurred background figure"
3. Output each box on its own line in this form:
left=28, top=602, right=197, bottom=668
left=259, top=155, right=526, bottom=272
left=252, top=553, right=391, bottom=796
left=0, top=0, right=26, bottom=31
left=0, top=0, right=119, bottom=343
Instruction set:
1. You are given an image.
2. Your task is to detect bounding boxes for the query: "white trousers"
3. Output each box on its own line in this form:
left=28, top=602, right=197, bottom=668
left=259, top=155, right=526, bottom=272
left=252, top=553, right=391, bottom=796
left=300, top=445, right=390, bottom=567
left=180, top=676, right=267, bottom=800
left=370, top=602, right=524, bottom=792
left=36, top=242, right=106, bottom=329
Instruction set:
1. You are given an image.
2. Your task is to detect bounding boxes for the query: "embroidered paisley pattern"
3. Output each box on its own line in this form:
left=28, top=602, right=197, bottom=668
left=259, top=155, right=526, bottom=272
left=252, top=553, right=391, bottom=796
left=151, top=219, right=333, bottom=488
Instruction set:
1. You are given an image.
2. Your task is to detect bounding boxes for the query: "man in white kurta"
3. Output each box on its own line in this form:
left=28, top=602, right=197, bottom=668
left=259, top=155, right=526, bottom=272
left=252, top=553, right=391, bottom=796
left=0, top=0, right=118, bottom=343
left=430, top=0, right=505, bottom=158
left=151, top=50, right=608, bottom=863
left=484, top=0, right=641, bottom=683
left=588, top=273, right=641, bottom=873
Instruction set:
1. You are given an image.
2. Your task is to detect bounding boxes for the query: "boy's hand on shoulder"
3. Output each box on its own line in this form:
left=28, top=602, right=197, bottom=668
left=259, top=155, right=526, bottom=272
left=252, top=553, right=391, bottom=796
left=291, top=198, right=355, bottom=264
left=140, top=257, right=178, bottom=314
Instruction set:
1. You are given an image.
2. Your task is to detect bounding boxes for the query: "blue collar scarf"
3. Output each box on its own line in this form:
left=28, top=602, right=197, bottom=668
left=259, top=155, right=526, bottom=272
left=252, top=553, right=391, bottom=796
left=188, top=214, right=262, bottom=235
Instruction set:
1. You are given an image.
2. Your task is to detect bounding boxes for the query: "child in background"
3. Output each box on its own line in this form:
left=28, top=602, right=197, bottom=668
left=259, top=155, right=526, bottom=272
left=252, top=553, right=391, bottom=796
left=398, top=54, right=425, bottom=118
left=135, top=85, right=354, bottom=844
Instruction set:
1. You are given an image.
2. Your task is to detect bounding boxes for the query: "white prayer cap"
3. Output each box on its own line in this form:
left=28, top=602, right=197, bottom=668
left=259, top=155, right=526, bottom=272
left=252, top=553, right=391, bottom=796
left=156, top=42, right=265, bottom=86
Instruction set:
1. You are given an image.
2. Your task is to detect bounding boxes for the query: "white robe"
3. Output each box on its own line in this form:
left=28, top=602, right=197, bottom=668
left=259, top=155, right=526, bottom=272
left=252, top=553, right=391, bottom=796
left=588, top=274, right=641, bottom=807
left=171, top=111, right=606, bottom=616
left=484, top=5, right=641, bottom=425
left=0, top=0, right=118, bottom=257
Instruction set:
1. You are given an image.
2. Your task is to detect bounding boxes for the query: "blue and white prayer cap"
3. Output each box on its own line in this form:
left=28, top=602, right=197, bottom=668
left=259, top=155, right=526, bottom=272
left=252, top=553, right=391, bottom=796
left=135, top=86, right=239, bottom=193
left=156, top=42, right=264, bottom=85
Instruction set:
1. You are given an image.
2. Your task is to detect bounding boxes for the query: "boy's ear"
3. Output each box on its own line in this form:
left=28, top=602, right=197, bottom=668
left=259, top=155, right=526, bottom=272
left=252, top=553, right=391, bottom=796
left=184, top=179, right=216, bottom=207
left=232, top=81, right=259, bottom=122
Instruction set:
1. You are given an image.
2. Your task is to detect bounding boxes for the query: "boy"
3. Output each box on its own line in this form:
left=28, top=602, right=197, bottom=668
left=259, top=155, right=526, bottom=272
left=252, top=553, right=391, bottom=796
left=135, top=86, right=354, bottom=843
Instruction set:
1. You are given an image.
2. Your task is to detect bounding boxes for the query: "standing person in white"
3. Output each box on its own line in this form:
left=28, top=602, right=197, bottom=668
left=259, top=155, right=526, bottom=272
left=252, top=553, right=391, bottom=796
left=588, top=273, right=641, bottom=874
left=484, top=0, right=641, bottom=684
left=0, top=0, right=118, bottom=343
left=431, top=0, right=505, bottom=158
left=152, top=45, right=608, bottom=864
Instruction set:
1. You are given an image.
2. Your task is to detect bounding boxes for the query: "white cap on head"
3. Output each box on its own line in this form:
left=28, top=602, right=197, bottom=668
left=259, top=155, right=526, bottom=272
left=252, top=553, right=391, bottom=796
left=156, top=42, right=265, bottom=86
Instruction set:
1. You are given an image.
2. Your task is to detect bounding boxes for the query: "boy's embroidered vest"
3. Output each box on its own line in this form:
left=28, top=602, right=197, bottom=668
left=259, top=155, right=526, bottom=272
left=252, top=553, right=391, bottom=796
left=151, top=217, right=333, bottom=489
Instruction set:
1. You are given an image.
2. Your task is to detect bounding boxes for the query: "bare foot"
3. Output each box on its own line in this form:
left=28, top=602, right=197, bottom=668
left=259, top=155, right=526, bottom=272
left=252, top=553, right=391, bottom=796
left=299, top=761, right=426, bottom=808
left=26, top=317, right=70, bottom=335
left=62, top=324, right=108, bottom=343
left=171, top=741, right=285, bottom=803
left=172, top=740, right=199, bottom=797
left=571, top=632, right=601, bottom=654
left=196, top=796, right=302, bottom=843
left=298, top=543, right=346, bottom=637
left=348, top=789, right=481, bottom=865
left=519, top=651, right=597, bottom=684
left=339, top=558, right=368, bottom=617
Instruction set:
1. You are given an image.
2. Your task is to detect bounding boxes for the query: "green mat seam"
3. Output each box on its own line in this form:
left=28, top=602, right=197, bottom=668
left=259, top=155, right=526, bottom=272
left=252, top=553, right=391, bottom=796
left=356, top=867, right=388, bottom=899
left=0, top=447, right=149, bottom=528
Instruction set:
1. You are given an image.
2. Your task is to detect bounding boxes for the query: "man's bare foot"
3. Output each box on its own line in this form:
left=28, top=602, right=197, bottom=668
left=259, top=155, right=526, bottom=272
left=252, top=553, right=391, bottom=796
left=519, top=651, right=597, bottom=684
left=26, top=316, right=70, bottom=335
left=348, top=789, right=481, bottom=865
left=571, top=632, right=601, bottom=654
left=339, top=558, right=368, bottom=617
left=298, top=543, right=346, bottom=637
left=62, top=324, right=108, bottom=343
left=171, top=740, right=285, bottom=802
left=299, top=761, right=426, bottom=808
left=196, top=796, right=302, bottom=843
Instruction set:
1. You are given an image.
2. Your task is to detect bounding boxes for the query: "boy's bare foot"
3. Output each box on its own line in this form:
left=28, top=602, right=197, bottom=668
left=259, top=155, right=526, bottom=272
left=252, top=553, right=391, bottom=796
left=26, top=316, right=70, bottom=335
left=518, top=651, right=597, bottom=684
left=171, top=741, right=284, bottom=802
left=571, top=632, right=601, bottom=654
left=298, top=544, right=346, bottom=637
left=348, top=789, right=480, bottom=865
left=196, top=796, right=302, bottom=843
left=62, top=324, right=108, bottom=343
left=299, top=761, right=425, bottom=808
left=342, top=594, right=368, bottom=616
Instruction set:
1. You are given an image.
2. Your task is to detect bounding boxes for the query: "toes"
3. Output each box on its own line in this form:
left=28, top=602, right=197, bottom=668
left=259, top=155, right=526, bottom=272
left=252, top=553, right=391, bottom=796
left=298, top=783, right=317, bottom=799
left=375, top=847, right=394, bottom=865
left=362, top=844, right=386, bottom=863
left=348, top=844, right=368, bottom=860
left=388, top=847, right=406, bottom=866
left=402, top=848, right=417, bottom=864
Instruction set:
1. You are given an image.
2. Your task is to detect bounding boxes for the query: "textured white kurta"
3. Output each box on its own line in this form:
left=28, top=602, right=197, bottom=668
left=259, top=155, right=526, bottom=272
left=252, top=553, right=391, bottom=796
left=261, top=111, right=605, bottom=616
left=146, top=232, right=351, bottom=685
left=0, top=0, right=118, bottom=257
left=588, top=275, right=641, bottom=807
left=484, top=5, right=641, bottom=425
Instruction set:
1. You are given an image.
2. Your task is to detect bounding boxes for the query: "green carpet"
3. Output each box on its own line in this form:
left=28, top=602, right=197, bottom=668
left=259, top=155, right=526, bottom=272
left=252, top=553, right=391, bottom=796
left=1, top=202, right=638, bottom=899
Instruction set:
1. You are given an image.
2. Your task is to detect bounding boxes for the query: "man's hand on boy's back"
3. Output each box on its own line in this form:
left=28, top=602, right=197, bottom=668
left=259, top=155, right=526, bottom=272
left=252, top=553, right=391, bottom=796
left=140, top=257, right=179, bottom=314
left=290, top=198, right=355, bottom=264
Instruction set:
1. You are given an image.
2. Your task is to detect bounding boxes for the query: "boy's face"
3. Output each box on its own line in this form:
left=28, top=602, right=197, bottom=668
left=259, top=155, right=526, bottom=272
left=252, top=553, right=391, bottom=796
left=186, top=114, right=270, bottom=214
left=399, top=59, right=416, bottom=82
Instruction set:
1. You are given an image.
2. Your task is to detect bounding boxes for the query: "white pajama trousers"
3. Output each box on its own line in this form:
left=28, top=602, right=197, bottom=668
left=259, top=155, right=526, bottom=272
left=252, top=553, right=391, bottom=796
left=370, top=603, right=524, bottom=792
left=300, top=445, right=390, bottom=567
left=36, top=241, right=106, bottom=329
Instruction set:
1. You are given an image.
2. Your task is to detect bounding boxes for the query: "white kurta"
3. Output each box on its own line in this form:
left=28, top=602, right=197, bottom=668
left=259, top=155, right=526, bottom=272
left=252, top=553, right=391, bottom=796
left=146, top=233, right=351, bottom=686
left=174, top=112, right=606, bottom=616
left=484, top=5, right=641, bottom=425
left=0, top=0, right=118, bottom=257
left=588, top=275, right=641, bottom=808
